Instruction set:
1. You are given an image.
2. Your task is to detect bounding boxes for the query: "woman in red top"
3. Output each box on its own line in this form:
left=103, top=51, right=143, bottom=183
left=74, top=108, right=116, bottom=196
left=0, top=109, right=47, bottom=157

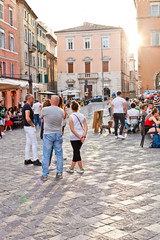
left=145, top=108, right=160, bottom=134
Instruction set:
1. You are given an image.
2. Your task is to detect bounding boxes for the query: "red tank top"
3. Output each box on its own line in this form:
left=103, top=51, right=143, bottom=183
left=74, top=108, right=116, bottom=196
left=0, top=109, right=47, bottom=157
left=145, top=116, right=155, bottom=127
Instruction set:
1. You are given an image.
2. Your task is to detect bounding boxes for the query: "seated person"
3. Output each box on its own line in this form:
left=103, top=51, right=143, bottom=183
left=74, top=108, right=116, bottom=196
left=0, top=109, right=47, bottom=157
left=147, top=102, right=153, bottom=115
left=140, top=104, right=148, bottom=120
left=145, top=108, right=160, bottom=134
left=125, top=102, right=139, bottom=133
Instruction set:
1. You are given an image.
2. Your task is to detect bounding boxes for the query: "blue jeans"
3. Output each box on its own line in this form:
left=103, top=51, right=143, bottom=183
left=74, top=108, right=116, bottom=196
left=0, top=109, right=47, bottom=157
left=42, top=133, right=63, bottom=177
left=34, top=114, right=41, bottom=127
left=125, top=120, right=138, bottom=131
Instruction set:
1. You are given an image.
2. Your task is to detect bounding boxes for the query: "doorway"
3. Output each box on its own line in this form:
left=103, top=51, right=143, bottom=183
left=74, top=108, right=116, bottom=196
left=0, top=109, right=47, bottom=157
left=85, top=62, right=90, bottom=78
left=84, top=85, right=92, bottom=100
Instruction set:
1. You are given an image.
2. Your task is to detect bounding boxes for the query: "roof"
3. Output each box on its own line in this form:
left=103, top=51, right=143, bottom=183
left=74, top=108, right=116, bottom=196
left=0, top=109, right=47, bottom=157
left=16, top=0, right=38, bottom=19
left=55, top=22, right=122, bottom=34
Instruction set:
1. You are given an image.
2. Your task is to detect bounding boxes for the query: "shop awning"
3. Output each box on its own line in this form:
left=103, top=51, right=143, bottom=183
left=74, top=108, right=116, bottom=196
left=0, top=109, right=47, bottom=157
left=33, top=83, right=44, bottom=90
left=60, top=89, right=81, bottom=95
left=0, top=78, right=28, bottom=90
left=39, top=91, right=56, bottom=95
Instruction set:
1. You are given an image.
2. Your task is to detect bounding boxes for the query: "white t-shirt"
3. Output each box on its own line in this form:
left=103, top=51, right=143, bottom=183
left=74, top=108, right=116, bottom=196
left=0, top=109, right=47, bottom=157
left=112, top=97, right=126, bottom=114
left=127, top=108, right=139, bottom=125
left=33, top=102, right=42, bottom=114
left=70, top=112, right=84, bottom=141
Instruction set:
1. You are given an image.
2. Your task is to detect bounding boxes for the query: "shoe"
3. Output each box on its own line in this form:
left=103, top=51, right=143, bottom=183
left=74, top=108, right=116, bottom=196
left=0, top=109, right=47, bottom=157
left=49, top=164, right=56, bottom=170
left=40, top=176, right=48, bottom=181
left=56, top=173, right=63, bottom=179
left=115, top=136, right=118, bottom=139
left=33, top=159, right=41, bottom=166
left=1, top=132, right=5, bottom=136
left=77, top=169, right=84, bottom=174
left=127, top=130, right=131, bottom=133
left=66, top=168, right=74, bottom=173
left=24, top=159, right=33, bottom=165
left=132, top=129, right=136, bottom=133
left=118, top=135, right=125, bottom=140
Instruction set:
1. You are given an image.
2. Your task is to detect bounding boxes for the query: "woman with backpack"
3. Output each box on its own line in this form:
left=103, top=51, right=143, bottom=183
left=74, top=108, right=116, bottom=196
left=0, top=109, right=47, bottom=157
left=67, top=100, right=88, bottom=174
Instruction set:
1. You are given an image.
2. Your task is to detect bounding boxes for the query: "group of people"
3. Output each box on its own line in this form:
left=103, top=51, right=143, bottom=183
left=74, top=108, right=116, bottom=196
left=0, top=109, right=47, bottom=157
left=110, top=91, right=160, bottom=139
left=22, top=94, right=88, bottom=181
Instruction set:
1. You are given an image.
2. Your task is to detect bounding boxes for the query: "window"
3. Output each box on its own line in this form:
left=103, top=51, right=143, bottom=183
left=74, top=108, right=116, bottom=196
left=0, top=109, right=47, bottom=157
left=151, top=32, right=160, bottom=46
left=84, top=38, right=91, bottom=49
left=25, top=51, right=28, bottom=63
left=103, top=61, right=109, bottom=72
left=68, top=62, right=73, bottom=73
left=0, top=30, right=6, bottom=49
left=0, top=1, right=4, bottom=20
left=32, top=33, right=35, bottom=44
left=38, top=56, right=39, bottom=67
left=102, top=37, right=109, bottom=48
left=43, top=33, right=46, bottom=39
left=149, top=4, right=160, bottom=17
left=43, top=59, right=46, bottom=68
left=29, top=55, right=32, bottom=66
left=24, top=9, right=27, bottom=19
left=40, top=56, right=42, bottom=67
left=33, top=56, right=35, bottom=67
left=67, top=39, right=74, bottom=50
left=5, top=62, right=7, bottom=76
left=24, top=28, right=28, bottom=42
left=29, top=31, right=31, bottom=45
left=37, top=27, right=39, bottom=35
left=40, top=30, right=42, bottom=37
left=9, top=8, right=13, bottom=26
left=10, top=63, right=14, bottom=77
left=68, top=84, right=74, bottom=88
left=9, top=34, right=15, bottom=52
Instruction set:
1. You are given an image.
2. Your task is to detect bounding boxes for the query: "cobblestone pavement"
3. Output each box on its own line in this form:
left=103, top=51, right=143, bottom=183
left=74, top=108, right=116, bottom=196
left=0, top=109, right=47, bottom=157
left=0, top=103, right=160, bottom=240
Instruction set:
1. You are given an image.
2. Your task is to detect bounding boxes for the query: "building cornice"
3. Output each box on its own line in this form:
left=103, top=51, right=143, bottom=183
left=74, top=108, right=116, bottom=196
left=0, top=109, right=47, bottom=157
left=16, top=0, right=38, bottom=19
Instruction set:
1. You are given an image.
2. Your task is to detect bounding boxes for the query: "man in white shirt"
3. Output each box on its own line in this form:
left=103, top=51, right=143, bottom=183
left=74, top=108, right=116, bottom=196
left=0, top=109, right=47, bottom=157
left=125, top=102, right=139, bottom=133
left=111, top=91, right=127, bottom=139
left=33, top=100, right=42, bottom=127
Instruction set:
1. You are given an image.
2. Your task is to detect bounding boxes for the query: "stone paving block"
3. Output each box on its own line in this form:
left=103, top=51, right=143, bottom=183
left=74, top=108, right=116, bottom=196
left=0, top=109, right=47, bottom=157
left=95, top=225, right=115, bottom=234
left=130, top=208, right=146, bottom=214
left=145, top=224, right=160, bottom=233
left=104, top=229, right=128, bottom=239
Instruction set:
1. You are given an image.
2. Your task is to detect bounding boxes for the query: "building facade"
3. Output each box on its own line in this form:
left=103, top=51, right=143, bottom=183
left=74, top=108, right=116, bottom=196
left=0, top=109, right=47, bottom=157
left=16, top=0, right=39, bottom=100
left=55, top=22, right=129, bottom=99
left=134, top=0, right=160, bottom=92
left=0, top=0, right=20, bottom=108
left=37, top=22, right=48, bottom=90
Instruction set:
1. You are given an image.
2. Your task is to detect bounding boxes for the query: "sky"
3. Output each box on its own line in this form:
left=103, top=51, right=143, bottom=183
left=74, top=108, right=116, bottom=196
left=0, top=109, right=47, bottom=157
left=26, top=0, right=137, bottom=54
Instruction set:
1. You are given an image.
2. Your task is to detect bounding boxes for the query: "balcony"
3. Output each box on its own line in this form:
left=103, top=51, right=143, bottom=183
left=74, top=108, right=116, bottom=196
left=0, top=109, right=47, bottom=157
left=29, top=43, right=37, bottom=53
left=78, top=73, right=98, bottom=80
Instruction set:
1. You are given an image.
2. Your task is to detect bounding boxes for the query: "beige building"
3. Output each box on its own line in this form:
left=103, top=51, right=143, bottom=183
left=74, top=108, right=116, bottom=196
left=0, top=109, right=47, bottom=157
left=55, top=22, right=130, bottom=99
left=16, top=0, right=38, bottom=90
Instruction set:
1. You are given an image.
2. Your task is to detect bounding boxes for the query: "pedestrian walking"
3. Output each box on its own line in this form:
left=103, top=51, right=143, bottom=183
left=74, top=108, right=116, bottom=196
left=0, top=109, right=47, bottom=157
left=67, top=100, right=88, bottom=174
left=111, top=91, right=127, bottom=139
left=22, top=94, right=41, bottom=166
left=33, top=100, right=42, bottom=127
left=5, top=109, right=13, bottom=132
left=0, top=100, right=7, bottom=137
left=41, top=95, right=66, bottom=180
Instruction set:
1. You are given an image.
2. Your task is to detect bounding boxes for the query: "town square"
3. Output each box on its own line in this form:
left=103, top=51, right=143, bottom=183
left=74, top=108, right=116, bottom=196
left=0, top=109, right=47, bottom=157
left=1, top=0, right=160, bottom=239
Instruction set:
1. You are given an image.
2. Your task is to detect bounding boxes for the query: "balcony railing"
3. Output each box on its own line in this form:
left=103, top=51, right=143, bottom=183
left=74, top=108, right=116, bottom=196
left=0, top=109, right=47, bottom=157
left=78, top=73, right=98, bottom=79
left=29, top=43, right=37, bottom=53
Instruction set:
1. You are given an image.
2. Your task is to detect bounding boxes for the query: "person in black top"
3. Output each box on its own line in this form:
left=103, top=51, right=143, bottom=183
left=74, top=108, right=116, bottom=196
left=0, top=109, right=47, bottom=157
left=0, top=100, right=7, bottom=137
left=22, top=94, right=41, bottom=166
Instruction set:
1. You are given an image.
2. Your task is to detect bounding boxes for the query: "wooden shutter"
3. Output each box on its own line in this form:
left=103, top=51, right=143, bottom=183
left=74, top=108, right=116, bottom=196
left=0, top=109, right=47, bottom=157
left=103, top=61, right=109, bottom=72
left=68, top=63, right=73, bottom=73
left=85, top=62, right=90, bottom=73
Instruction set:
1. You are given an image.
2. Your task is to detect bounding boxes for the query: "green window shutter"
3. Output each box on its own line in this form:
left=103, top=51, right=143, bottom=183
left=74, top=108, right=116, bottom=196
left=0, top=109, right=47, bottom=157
left=38, top=73, right=42, bottom=83
left=43, top=59, right=46, bottom=68
left=45, top=74, right=48, bottom=83
left=44, top=45, right=46, bottom=52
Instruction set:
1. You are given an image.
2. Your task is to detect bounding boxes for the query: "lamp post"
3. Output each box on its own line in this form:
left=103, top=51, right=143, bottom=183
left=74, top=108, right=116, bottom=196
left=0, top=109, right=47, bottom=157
left=101, top=38, right=104, bottom=103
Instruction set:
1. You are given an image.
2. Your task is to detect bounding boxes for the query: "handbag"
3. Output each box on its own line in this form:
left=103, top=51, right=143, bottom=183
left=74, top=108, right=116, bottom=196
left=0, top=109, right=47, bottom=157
left=73, top=114, right=84, bottom=130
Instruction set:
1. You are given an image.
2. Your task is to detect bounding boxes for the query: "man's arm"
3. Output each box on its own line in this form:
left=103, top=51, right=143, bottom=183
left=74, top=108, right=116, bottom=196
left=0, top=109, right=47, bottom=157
left=111, top=103, right=114, bottom=119
left=25, top=111, right=34, bottom=127
left=123, top=102, right=127, bottom=116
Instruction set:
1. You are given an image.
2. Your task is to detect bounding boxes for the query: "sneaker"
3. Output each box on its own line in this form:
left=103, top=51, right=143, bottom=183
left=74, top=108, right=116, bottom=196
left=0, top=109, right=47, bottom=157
left=1, top=132, right=5, bottom=136
left=77, top=169, right=84, bottom=174
left=115, top=136, right=118, bottom=139
left=33, top=159, right=41, bottom=166
left=66, top=168, right=74, bottom=173
left=56, top=173, right=63, bottom=179
left=24, top=159, right=33, bottom=165
left=40, top=176, right=48, bottom=181
left=49, top=164, right=56, bottom=170
left=118, top=135, right=125, bottom=140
